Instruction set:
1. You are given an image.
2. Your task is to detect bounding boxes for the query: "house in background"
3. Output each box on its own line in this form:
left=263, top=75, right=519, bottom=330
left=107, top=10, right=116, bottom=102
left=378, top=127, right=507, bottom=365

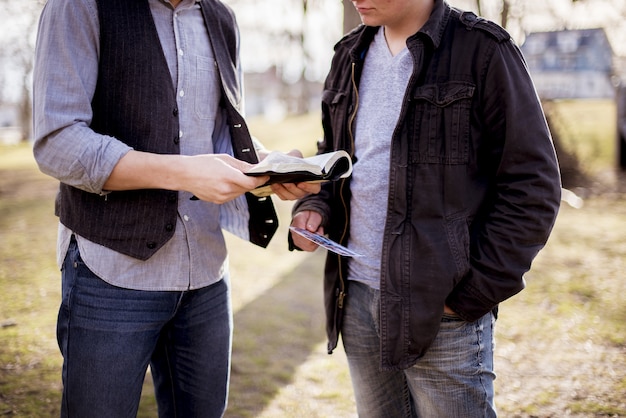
left=520, top=28, right=615, bottom=100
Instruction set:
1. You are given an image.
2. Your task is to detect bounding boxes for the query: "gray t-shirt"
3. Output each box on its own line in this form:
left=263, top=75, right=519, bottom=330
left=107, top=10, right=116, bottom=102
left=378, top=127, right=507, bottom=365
left=347, top=27, right=413, bottom=289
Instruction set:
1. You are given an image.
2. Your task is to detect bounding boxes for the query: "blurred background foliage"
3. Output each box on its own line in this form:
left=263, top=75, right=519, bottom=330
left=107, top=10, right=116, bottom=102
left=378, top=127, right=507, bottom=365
left=1, top=0, right=626, bottom=416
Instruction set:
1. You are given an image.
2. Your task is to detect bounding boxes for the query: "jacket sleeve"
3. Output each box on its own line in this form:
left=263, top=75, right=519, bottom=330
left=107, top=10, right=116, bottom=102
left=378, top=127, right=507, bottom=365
left=446, top=39, right=562, bottom=321
left=289, top=48, right=352, bottom=250
left=288, top=113, right=339, bottom=250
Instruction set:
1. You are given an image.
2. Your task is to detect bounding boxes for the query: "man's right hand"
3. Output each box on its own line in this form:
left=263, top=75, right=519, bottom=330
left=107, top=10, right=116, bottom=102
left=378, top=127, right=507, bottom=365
left=182, top=154, right=269, bottom=203
left=102, top=151, right=269, bottom=204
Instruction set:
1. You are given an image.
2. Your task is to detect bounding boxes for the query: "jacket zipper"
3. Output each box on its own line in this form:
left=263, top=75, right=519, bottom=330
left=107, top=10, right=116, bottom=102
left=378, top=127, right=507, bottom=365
left=336, top=61, right=360, bottom=309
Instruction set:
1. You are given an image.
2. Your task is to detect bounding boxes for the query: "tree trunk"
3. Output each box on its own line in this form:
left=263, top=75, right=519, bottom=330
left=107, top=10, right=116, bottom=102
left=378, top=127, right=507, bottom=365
left=618, top=84, right=626, bottom=170
left=19, top=80, right=31, bottom=142
left=342, top=0, right=361, bottom=34
left=18, top=56, right=33, bottom=142
left=500, top=0, right=510, bottom=28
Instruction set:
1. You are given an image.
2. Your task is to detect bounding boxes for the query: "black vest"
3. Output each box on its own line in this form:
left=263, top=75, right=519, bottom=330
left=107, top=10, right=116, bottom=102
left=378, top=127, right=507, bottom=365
left=57, top=0, right=278, bottom=260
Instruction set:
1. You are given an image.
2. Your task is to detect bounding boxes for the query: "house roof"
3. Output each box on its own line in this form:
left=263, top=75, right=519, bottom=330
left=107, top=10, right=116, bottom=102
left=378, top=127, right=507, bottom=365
left=521, top=28, right=614, bottom=73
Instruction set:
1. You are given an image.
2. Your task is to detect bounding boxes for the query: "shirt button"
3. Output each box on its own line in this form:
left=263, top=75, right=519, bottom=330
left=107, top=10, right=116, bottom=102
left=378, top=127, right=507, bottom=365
left=179, top=130, right=183, bottom=138
left=183, top=215, right=190, bottom=221
left=179, top=90, right=185, bottom=97
left=178, top=49, right=184, bottom=56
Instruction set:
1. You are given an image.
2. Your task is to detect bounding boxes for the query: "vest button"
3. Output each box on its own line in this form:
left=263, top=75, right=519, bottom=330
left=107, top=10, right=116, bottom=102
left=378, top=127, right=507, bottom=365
left=147, top=241, right=157, bottom=249
left=165, top=223, right=174, bottom=231
left=173, top=108, right=179, bottom=116
left=174, top=136, right=180, bottom=144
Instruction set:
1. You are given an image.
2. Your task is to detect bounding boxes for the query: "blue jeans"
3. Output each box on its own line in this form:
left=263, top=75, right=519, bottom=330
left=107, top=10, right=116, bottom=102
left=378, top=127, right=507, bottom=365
left=57, top=239, right=232, bottom=418
left=342, top=281, right=496, bottom=418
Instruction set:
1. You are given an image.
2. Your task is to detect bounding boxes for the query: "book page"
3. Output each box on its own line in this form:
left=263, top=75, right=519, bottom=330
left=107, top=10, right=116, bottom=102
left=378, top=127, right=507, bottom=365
left=247, top=152, right=325, bottom=176
left=246, top=150, right=351, bottom=177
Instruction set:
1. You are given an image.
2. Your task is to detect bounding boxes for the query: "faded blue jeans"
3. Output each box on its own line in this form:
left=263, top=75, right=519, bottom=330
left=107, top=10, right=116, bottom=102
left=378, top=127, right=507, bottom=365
left=342, top=281, right=496, bottom=418
left=57, top=239, right=232, bottom=418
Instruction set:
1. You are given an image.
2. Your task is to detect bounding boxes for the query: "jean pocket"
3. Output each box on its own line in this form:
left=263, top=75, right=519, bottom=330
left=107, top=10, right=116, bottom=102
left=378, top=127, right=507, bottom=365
left=441, top=312, right=465, bottom=322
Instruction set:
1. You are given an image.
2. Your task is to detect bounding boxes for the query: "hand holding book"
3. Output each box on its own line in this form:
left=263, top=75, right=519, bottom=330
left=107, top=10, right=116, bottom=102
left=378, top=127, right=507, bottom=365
left=246, top=150, right=353, bottom=197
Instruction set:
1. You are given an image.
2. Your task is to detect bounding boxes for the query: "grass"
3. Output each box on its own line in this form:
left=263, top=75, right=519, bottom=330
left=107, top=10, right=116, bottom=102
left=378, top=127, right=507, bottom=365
left=1, top=105, right=625, bottom=417
left=493, top=197, right=626, bottom=416
left=544, top=99, right=617, bottom=173
left=0, top=162, right=61, bottom=416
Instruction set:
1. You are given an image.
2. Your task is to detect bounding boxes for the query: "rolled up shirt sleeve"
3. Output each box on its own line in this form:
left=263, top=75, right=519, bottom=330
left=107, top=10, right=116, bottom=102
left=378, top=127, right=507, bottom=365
left=32, top=0, right=132, bottom=195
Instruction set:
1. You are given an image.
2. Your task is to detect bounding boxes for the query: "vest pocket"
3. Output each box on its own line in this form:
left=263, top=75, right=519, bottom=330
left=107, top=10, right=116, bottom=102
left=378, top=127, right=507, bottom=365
left=410, top=81, right=475, bottom=165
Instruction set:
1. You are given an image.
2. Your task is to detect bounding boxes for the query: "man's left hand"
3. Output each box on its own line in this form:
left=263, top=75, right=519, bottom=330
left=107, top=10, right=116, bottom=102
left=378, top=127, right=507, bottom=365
left=270, top=181, right=321, bottom=200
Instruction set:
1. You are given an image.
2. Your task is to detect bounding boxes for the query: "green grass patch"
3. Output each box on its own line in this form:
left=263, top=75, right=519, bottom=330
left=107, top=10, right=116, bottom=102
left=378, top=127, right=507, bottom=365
left=1, top=145, right=62, bottom=416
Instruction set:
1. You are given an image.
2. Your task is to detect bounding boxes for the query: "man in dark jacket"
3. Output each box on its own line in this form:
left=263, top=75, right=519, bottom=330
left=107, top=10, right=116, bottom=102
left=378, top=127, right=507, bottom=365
left=33, top=0, right=317, bottom=416
left=290, top=0, right=561, bottom=415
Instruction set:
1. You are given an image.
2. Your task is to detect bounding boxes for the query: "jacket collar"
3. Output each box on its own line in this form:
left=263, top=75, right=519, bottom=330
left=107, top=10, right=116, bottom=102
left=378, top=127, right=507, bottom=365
left=413, top=0, right=451, bottom=50
left=347, top=0, right=452, bottom=61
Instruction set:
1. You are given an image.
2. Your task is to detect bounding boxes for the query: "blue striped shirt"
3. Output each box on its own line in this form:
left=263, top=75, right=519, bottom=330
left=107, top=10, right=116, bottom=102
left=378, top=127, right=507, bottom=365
left=33, top=0, right=250, bottom=291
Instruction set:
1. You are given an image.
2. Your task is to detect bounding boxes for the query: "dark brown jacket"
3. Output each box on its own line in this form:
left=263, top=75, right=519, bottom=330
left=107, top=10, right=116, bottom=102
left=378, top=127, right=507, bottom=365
left=293, top=0, right=561, bottom=370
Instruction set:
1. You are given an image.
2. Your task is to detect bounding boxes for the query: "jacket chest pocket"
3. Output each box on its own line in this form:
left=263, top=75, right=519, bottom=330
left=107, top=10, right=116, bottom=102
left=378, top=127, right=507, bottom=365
left=322, top=88, right=350, bottom=146
left=409, top=81, right=475, bottom=165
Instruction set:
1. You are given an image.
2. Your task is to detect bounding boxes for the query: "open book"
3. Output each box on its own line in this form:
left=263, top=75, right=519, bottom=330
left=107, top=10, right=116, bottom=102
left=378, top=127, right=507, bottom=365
left=246, top=150, right=353, bottom=197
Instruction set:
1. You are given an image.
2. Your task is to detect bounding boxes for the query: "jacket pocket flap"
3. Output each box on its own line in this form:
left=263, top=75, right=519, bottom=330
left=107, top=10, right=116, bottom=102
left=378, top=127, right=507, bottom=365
left=413, top=82, right=475, bottom=107
left=322, top=89, right=346, bottom=105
